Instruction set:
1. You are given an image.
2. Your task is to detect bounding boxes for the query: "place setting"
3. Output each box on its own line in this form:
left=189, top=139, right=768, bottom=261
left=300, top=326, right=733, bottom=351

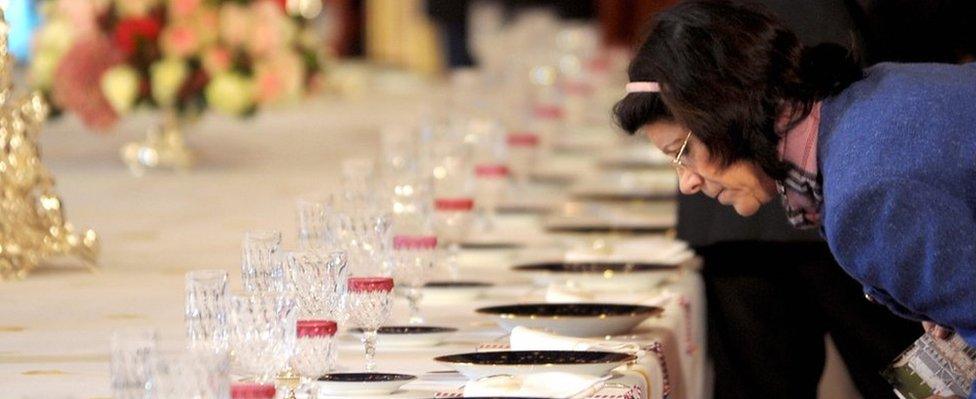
left=14, top=6, right=710, bottom=399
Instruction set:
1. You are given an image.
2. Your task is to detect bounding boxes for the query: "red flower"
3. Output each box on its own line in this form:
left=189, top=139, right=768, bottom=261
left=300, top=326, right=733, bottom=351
left=114, top=17, right=162, bottom=57
left=267, top=0, right=288, bottom=12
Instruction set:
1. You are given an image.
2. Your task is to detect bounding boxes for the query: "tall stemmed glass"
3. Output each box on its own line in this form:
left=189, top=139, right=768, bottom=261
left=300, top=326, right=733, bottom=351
left=283, top=250, right=349, bottom=323
left=434, top=198, right=475, bottom=281
left=327, top=197, right=394, bottom=277
left=148, top=349, right=230, bottom=399
left=185, top=269, right=229, bottom=353
left=347, top=277, right=394, bottom=372
left=290, top=320, right=338, bottom=396
left=506, top=132, right=540, bottom=191
left=241, top=230, right=284, bottom=293
left=392, top=235, right=438, bottom=324
left=474, top=164, right=509, bottom=231
left=110, top=328, right=158, bottom=399
left=228, top=293, right=297, bottom=382
left=296, top=196, right=334, bottom=253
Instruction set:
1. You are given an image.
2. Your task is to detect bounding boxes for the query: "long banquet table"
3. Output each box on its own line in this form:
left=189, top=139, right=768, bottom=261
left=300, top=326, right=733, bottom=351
left=0, top=85, right=706, bottom=398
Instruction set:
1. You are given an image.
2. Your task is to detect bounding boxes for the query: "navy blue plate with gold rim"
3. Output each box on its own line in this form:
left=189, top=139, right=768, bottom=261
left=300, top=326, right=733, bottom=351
left=316, top=372, right=416, bottom=395
left=434, top=350, right=636, bottom=380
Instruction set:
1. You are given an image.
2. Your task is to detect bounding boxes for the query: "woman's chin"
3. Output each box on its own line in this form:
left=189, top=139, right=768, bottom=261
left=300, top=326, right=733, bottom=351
left=732, top=200, right=761, bottom=216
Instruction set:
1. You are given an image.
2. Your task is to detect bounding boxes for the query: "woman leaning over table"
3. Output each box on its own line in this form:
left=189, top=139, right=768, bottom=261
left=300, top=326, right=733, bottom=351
left=613, top=0, right=976, bottom=395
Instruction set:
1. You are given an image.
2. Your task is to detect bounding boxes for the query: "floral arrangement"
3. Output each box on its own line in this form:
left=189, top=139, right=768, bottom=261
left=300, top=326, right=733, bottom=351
left=30, top=0, right=326, bottom=130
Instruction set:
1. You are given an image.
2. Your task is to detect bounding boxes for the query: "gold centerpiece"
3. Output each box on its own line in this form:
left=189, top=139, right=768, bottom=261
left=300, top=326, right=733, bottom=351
left=0, top=12, right=99, bottom=280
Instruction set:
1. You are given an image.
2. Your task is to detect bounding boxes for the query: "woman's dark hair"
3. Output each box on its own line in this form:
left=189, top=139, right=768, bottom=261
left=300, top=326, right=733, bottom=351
left=612, top=0, right=863, bottom=180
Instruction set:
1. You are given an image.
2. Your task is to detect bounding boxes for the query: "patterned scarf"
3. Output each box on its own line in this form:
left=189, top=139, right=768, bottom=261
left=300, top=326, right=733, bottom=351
left=776, top=102, right=824, bottom=229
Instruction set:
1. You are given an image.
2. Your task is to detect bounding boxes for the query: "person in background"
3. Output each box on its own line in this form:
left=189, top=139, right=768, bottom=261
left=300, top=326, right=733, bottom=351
left=614, top=1, right=976, bottom=398
left=425, top=0, right=594, bottom=69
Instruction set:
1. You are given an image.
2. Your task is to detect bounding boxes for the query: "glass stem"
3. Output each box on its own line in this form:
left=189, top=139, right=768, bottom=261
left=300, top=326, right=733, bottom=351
left=484, top=204, right=497, bottom=232
left=407, top=288, right=423, bottom=324
left=300, top=376, right=317, bottom=398
left=448, top=242, right=461, bottom=281
left=363, top=330, right=378, bottom=372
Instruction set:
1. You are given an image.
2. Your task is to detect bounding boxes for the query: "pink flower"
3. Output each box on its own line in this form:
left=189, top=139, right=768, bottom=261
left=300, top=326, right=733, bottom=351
left=56, top=0, right=102, bottom=37
left=218, top=3, right=250, bottom=48
left=246, top=1, right=293, bottom=58
left=52, top=36, right=124, bottom=130
left=169, top=0, right=202, bottom=19
left=160, top=23, right=200, bottom=58
left=253, top=50, right=305, bottom=105
left=202, top=46, right=233, bottom=74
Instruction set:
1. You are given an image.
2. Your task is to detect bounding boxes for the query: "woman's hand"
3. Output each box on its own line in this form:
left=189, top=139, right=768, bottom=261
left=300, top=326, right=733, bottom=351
left=922, top=321, right=952, bottom=339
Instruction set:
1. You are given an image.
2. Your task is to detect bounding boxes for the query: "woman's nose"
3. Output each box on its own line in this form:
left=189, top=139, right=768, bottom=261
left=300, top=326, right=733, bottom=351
left=677, top=169, right=703, bottom=195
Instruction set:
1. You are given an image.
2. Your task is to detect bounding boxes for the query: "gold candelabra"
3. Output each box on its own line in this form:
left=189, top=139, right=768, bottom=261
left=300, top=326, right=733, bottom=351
left=0, top=11, right=99, bottom=280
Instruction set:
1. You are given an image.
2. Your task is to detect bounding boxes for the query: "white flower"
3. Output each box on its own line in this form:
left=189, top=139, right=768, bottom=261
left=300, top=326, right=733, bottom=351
left=150, top=58, right=189, bottom=107
left=35, top=18, right=75, bottom=55
left=29, top=49, right=61, bottom=89
left=100, top=65, right=140, bottom=115
left=205, top=72, right=255, bottom=116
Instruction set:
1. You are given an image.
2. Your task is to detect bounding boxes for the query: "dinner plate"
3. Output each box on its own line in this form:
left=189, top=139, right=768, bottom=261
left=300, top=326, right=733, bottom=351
left=434, top=350, right=636, bottom=380
left=569, top=172, right=677, bottom=202
left=316, top=372, right=415, bottom=395
left=421, top=281, right=493, bottom=303
left=348, top=326, right=457, bottom=347
left=512, top=262, right=675, bottom=290
left=543, top=202, right=676, bottom=234
left=597, top=145, right=671, bottom=170
left=475, top=303, right=663, bottom=337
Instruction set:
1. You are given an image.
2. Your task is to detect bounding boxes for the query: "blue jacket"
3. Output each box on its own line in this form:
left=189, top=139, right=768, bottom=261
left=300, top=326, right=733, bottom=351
left=819, top=62, right=976, bottom=368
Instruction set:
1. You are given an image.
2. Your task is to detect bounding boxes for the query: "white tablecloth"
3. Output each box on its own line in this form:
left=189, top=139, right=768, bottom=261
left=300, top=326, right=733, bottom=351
left=0, top=91, right=703, bottom=398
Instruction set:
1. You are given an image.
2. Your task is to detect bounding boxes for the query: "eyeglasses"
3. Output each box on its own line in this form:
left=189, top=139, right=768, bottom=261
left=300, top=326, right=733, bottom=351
left=671, top=130, right=693, bottom=172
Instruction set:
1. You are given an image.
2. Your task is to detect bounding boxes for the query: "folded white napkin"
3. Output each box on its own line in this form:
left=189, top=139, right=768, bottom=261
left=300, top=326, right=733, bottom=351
left=462, top=372, right=604, bottom=398
left=564, top=237, right=692, bottom=265
left=509, top=326, right=664, bottom=399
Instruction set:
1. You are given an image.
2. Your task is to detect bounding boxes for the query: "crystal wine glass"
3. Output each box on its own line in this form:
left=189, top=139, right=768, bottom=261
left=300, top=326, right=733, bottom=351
left=290, top=320, right=338, bottom=396
left=110, top=328, right=158, bottom=399
left=185, top=269, right=229, bottom=353
left=228, top=293, right=297, bottom=382
left=148, top=349, right=230, bottom=399
left=328, top=198, right=394, bottom=277
left=282, top=249, right=349, bottom=325
left=506, top=132, right=540, bottom=191
left=347, top=276, right=394, bottom=372
left=241, top=230, right=284, bottom=293
left=392, top=235, right=438, bottom=324
left=473, top=164, right=509, bottom=231
left=296, top=196, right=334, bottom=253
left=433, top=198, right=475, bottom=280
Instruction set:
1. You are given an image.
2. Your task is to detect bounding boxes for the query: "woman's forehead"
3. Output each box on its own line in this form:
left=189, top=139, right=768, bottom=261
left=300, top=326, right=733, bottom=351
left=641, top=121, right=686, bottom=147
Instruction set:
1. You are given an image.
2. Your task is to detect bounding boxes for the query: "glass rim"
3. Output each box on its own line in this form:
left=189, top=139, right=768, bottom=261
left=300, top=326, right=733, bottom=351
left=185, top=269, right=229, bottom=282
left=243, top=229, right=282, bottom=241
